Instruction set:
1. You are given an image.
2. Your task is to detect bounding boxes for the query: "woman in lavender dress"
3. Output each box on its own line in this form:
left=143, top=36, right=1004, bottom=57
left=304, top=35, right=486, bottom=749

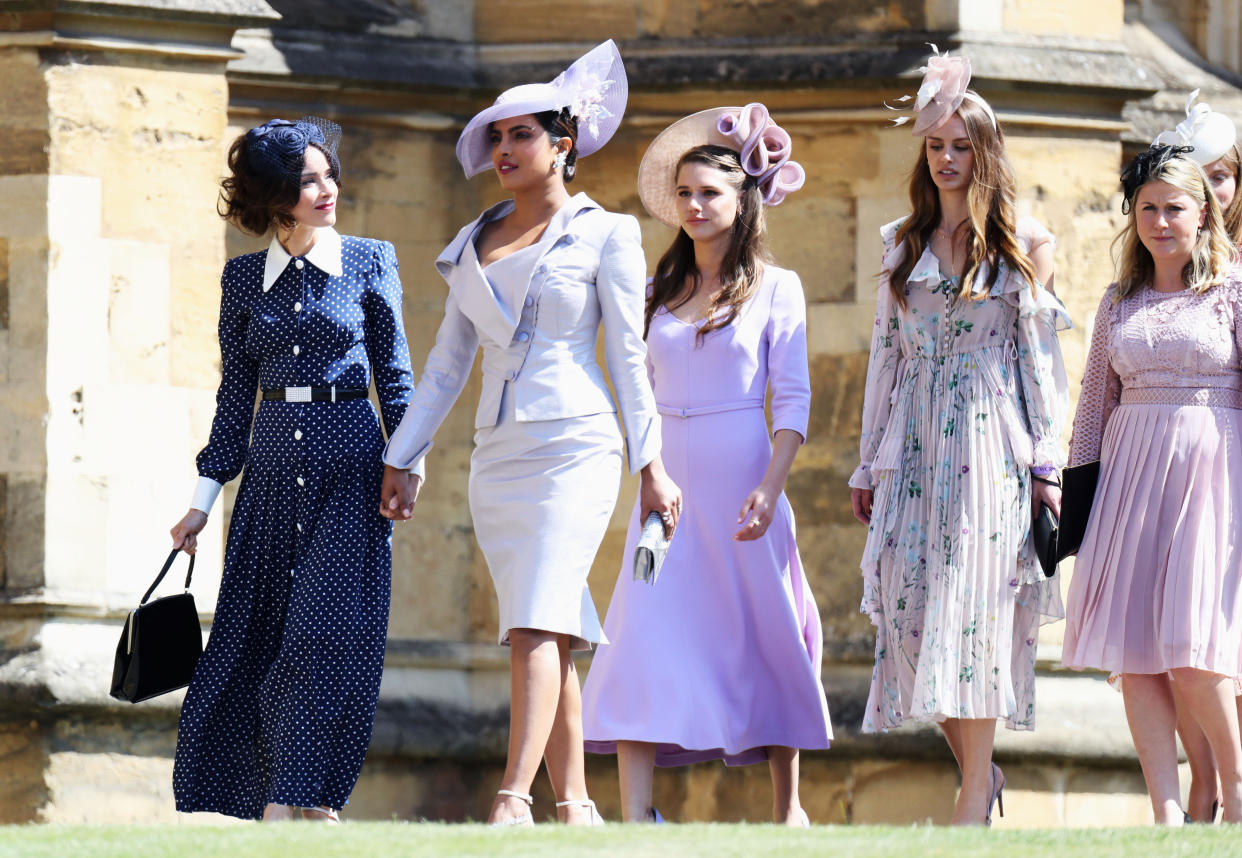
left=1061, top=146, right=1242, bottom=825
left=582, top=104, right=832, bottom=825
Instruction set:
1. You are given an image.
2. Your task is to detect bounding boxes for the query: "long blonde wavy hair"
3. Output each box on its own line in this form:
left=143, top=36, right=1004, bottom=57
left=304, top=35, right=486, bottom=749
left=1112, top=152, right=1234, bottom=300
left=887, top=95, right=1036, bottom=308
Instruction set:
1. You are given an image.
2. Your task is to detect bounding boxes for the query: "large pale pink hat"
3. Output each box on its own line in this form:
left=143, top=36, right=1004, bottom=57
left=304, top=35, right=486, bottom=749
left=638, top=103, right=806, bottom=229
left=1153, top=89, right=1238, bottom=166
left=886, top=44, right=996, bottom=136
left=455, top=40, right=628, bottom=178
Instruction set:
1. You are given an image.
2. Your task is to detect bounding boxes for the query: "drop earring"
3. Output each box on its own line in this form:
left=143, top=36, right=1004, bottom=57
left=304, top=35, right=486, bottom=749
left=553, top=152, right=567, bottom=171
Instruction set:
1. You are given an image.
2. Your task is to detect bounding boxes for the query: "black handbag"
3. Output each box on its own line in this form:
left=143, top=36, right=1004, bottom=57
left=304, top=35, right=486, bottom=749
left=110, top=548, right=203, bottom=703
left=1031, top=460, right=1101, bottom=578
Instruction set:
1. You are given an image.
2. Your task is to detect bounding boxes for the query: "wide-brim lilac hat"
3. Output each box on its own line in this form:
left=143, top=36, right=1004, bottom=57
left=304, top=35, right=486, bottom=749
left=455, top=39, right=628, bottom=179
left=1153, top=89, right=1238, bottom=166
left=637, top=104, right=805, bottom=229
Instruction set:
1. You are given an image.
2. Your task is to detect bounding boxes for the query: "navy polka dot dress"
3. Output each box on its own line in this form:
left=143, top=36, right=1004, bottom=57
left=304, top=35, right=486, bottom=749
left=172, top=234, right=413, bottom=820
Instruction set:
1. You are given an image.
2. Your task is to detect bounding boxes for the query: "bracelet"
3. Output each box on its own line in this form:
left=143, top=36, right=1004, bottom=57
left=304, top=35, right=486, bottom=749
left=1031, top=475, right=1061, bottom=488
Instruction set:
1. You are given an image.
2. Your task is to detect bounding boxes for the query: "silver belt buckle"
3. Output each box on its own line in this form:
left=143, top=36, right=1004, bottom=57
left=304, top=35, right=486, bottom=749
left=286, top=386, right=312, bottom=403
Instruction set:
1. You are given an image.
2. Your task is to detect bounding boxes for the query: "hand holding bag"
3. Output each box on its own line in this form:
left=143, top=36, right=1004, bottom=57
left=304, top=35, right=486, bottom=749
left=109, top=548, right=203, bottom=703
left=633, top=511, right=672, bottom=585
left=1031, top=460, right=1101, bottom=578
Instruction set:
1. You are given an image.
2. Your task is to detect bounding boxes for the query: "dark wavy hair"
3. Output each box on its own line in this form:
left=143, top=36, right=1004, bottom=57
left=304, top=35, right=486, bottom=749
left=218, top=135, right=341, bottom=236
left=646, top=145, right=770, bottom=343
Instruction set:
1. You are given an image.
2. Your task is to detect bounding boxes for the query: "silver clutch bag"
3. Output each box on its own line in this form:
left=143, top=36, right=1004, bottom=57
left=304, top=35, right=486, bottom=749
left=633, top=511, right=672, bottom=585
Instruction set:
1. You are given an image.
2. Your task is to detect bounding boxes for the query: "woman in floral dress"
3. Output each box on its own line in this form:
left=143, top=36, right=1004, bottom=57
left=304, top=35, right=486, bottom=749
left=849, top=52, right=1069, bottom=825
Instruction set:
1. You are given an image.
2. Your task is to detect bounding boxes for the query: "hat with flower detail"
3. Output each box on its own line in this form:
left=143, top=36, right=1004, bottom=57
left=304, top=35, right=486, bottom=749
left=455, top=40, right=628, bottom=179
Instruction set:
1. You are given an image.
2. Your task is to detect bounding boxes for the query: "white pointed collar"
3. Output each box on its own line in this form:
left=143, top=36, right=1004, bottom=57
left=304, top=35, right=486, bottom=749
left=262, top=227, right=343, bottom=292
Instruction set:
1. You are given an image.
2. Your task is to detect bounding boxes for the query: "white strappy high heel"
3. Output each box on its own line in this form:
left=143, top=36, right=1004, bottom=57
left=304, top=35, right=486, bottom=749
left=556, top=797, right=605, bottom=825
left=491, top=789, right=534, bottom=827
left=300, top=805, right=340, bottom=823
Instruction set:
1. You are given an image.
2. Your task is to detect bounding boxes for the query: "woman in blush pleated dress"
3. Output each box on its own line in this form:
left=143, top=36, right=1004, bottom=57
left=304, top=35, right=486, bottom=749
left=379, top=41, right=680, bottom=827
left=168, top=117, right=417, bottom=822
left=1150, top=94, right=1242, bottom=823
left=848, top=50, right=1070, bottom=826
left=1061, top=146, right=1242, bottom=825
left=581, top=105, right=832, bottom=826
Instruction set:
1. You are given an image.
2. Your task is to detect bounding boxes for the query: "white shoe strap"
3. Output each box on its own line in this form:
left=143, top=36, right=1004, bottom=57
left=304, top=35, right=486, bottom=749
left=555, top=798, right=597, bottom=808
left=497, top=789, right=533, bottom=805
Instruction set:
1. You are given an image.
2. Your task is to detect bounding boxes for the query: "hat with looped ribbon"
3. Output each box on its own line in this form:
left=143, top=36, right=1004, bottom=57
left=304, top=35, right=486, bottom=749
left=1153, top=89, right=1238, bottom=167
left=455, top=40, right=628, bottom=179
left=637, top=103, right=806, bottom=229
left=885, top=44, right=996, bottom=136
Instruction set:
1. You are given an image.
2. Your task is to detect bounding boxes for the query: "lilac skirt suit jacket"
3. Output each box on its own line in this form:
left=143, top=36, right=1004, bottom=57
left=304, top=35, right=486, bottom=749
left=384, top=192, right=660, bottom=648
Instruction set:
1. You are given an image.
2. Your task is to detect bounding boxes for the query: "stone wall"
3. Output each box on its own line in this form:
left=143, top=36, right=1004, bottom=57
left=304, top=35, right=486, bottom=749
left=0, top=0, right=1231, bottom=828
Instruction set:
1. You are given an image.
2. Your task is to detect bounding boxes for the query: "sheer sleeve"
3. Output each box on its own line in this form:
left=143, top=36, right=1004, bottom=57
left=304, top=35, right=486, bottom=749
left=1014, top=281, right=1071, bottom=471
left=849, top=229, right=904, bottom=490
left=1068, top=289, right=1122, bottom=466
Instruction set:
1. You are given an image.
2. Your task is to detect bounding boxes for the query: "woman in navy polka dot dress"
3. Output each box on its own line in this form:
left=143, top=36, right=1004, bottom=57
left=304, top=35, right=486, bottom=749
left=168, top=117, right=418, bottom=822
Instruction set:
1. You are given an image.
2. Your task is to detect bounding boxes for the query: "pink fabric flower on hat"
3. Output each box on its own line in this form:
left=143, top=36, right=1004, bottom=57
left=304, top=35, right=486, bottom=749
left=886, top=44, right=974, bottom=137
left=716, top=103, right=805, bottom=205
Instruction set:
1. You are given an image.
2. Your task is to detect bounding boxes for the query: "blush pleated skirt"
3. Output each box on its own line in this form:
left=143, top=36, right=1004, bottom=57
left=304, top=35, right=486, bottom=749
left=1063, top=401, right=1242, bottom=675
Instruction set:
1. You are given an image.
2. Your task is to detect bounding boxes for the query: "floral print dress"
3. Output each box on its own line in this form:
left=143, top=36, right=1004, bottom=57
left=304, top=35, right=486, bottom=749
left=849, top=217, right=1070, bottom=732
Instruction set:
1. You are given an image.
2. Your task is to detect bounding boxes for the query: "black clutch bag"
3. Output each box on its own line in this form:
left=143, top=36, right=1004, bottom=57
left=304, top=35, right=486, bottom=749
left=110, top=548, right=203, bottom=703
left=1030, top=460, right=1101, bottom=578
left=1056, top=460, right=1100, bottom=562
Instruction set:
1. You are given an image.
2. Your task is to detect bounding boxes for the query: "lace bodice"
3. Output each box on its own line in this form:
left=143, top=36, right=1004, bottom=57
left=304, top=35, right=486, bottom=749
left=1068, top=275, right=1242, bottom=466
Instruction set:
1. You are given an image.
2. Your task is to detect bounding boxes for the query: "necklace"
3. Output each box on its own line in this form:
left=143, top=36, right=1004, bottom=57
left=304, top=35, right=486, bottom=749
left=935, top=219, right=967, bottom=241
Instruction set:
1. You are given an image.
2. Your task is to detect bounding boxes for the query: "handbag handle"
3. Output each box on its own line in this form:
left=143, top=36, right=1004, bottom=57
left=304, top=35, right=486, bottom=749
left=140, top=548, right=195, bottom=605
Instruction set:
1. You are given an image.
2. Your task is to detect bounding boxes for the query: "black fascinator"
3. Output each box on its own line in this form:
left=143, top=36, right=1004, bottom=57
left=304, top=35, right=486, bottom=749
left=1120, top=144, right=1194, bottom=214
left=244, top=115, right=342, bottom=183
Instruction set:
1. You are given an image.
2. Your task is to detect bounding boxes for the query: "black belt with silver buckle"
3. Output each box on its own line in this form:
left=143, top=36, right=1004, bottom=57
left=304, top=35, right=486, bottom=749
left=261, top=386, right=368, bottom=403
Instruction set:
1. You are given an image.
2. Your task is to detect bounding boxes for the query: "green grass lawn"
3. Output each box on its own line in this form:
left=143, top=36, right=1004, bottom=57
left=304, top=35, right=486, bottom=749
left=0, top=823, right=1236, bottom=858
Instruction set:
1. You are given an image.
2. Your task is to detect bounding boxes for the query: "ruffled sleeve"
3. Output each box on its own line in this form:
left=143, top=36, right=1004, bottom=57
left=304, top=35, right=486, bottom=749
left=1068, top=288, right=1122, bottom=466
left=987, top=218, right=1071, bottom=471
left=849, top=220, right=906, bottom=490
left=765, top=269, right=811, bottom=441
left=1014, top=220, right=1071, bottom=469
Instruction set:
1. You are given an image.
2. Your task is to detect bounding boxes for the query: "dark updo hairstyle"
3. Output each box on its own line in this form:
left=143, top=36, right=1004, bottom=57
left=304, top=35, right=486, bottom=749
left=535, top=107, right=579, bottom=182
left=218, top=132, right=341, bottom=236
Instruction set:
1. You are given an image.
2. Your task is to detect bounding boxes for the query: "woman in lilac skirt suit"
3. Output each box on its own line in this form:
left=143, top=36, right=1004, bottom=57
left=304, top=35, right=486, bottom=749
left=1061, top=146, right=1242, bottom=824
left=582, top=104, right=832, bottom=825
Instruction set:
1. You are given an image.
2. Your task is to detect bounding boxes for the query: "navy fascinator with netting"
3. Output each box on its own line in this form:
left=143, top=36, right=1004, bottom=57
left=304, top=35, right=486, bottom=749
left=245, top=116, right=342, bottom=183
left=1120, top=143, right=1194, bottom=214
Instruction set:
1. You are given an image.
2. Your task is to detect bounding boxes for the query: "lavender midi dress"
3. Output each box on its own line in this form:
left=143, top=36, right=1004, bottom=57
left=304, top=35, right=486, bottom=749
left=582, top=265, right=833, bottom=766
left=1062, top=277, right=1242, bottom=676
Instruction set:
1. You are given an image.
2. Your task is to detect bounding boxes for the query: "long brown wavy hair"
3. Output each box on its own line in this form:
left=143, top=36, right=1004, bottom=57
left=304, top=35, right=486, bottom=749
left=886, top=95, right=1036, bottom=308
left=1212, top=141, right=1242, bottom=246
left=646, top=145, right=771, bottom=342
